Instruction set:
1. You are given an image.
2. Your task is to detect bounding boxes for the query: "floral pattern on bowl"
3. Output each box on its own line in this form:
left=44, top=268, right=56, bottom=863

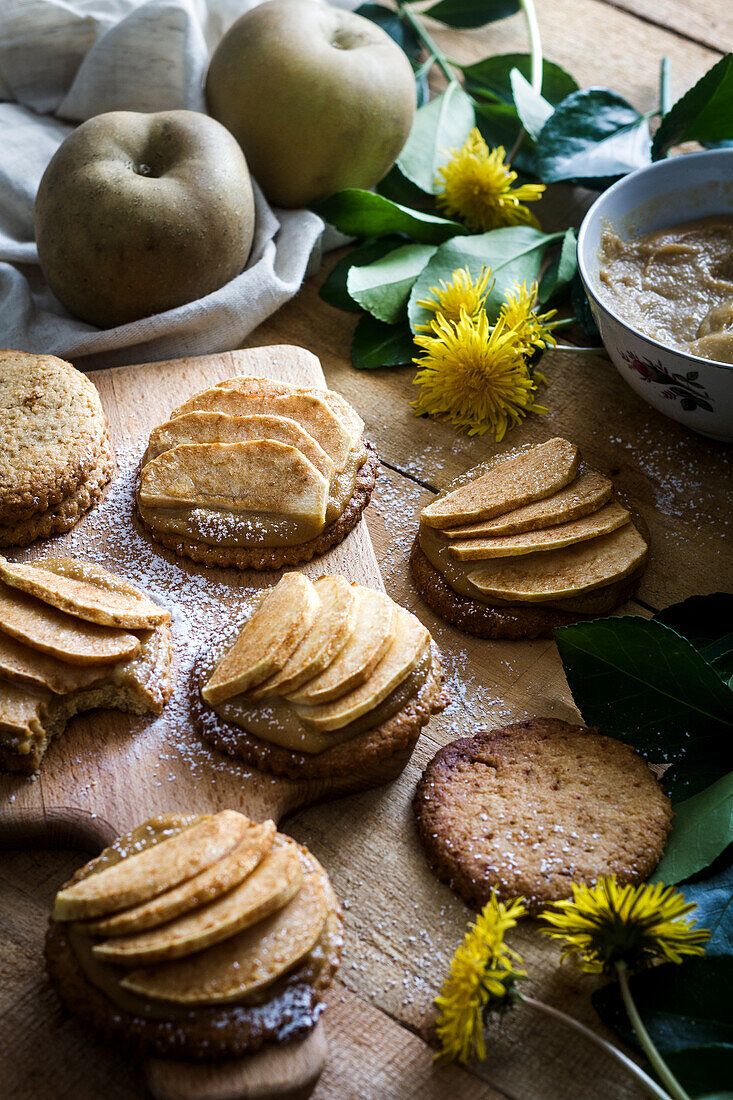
left=620, top=351, right=714, bottom=413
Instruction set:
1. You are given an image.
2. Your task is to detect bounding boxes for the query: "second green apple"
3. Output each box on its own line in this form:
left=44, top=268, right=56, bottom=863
left=206, top=0, right=417, bottom=209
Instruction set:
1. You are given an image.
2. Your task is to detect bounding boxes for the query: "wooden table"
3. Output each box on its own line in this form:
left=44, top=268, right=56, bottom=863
left=2, top=4, right=732, bottom=1098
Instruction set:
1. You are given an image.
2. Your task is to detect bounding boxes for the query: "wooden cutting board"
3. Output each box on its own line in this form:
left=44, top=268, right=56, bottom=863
left=0, top=345, right=391, bottom=1099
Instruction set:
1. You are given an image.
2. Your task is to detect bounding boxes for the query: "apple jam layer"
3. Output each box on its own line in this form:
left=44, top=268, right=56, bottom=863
left=138, top=442, right=366, bottom=548
left=54, top=814, right=341, bottom=1022
left=203, top=644, right=432, bottom=754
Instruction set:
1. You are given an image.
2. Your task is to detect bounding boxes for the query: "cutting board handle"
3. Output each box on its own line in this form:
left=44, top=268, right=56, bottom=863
left=0, top=807, right=117, bottom=852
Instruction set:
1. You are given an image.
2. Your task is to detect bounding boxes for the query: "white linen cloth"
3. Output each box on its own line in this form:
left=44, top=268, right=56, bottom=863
left=0, top=0, right=350, bottom=369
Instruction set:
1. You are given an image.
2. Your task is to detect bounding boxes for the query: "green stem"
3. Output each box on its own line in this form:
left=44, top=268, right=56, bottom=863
left=555, top=344, right=609, bottom=356
left=616, top=965, right=691, bottom=1100
left=400, top=4, right=455, bottom=84
left=660, top=57, right=672, bottom=117
left=521, top=995, right=672, bottom=1100
left=548, top=317, right=576, bottom=329
left=508, top=0, right=544, bottom=163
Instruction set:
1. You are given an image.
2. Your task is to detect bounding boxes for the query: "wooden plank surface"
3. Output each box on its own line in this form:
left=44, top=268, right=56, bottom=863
left=2, top=2, right=731, bottom=1098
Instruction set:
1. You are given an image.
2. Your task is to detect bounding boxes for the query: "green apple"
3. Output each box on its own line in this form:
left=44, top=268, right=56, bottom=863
left=206, top=0, right=417, bottom=208
left=34, top=110, right=255, bottom=328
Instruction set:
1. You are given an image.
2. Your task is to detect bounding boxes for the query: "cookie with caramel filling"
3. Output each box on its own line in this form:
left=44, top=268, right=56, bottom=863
left=0, top=557, right=173, bottom=773
left=45, top=812, right=343, bottom=1061
left=411, top=439, right=649, bottom=639
left=192, top=575, right=448, bottom=783
left=137, top=362, right=377, bottom=571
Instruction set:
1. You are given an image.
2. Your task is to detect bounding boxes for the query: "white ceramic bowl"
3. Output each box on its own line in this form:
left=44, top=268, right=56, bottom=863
left=577, top=149, right=733, bottom=443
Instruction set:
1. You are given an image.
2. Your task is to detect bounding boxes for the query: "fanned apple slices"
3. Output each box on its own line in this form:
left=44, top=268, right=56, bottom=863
left=137, top=366, right=370, bottom=555
left=49, top=810, right=342, bottom=1020
left=201, top=573, right=432, bottom=748
left=416, top=439, right=649, bottom=614
left=0, top=555, right=173, bottom=774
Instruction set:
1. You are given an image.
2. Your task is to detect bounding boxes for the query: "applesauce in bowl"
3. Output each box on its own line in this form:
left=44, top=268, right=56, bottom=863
left=577, top=148, right=733, bottom=442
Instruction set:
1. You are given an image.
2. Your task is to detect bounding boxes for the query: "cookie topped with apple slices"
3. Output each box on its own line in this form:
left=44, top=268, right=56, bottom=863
left=136, top=354, right=378, bottom=570
left=192, top=572, right=448, bottom=782
left=45, top=810, right=343, bottom=1061
left=411, top=437, right=649, bottom=639
left=0, top=554, right=173, bottom=772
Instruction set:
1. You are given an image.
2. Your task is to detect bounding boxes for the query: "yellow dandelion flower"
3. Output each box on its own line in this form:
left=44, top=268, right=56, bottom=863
left=411, top=308, right=548, bottom=441
left=435, top=129, right=545, bottom=232
left=435, top=894, right=526, bottom=1063
left=499, top=280, right=557, bottom=357
left=415, top=265, right=495, bottom=330
left=540, top=877, right=710, bottom=975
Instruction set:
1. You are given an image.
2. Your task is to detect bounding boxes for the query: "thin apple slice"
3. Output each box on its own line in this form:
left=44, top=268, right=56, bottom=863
left=0, top=583, right=140, bottom=665
left=294, top=608, right=430, bottom=731
left=467, top=523, right=648, bottom=602
left=203, top=574, right=321, bottom=704
left=0, top=631, right=109, bottom=693
left=421, top=439, right=579, bottom=529
left=449, top=501, right=631, bottom=560
left=284, top=587, right=395, bottom=706
left=53, top=812, right=250, bottom=921
left=0, top=556, right=166, bottom=629
left=0, top=679, right=48, bottom=737
left=81, top=820, right=277, bottom=937
left=138, top=440, right=328, bottom=524
left=250, top=576, right=358, bottom=700
left=120, top=849, right=329, bottom=1004
left=143, top=412, right=335, bottom=481
left=172, top=376, right=297, bottom=418
left=442, top=467, right=613, bottom=539
left=93, top=839, right=303, bottom=965
left=167, top=391, right=356, bottom=470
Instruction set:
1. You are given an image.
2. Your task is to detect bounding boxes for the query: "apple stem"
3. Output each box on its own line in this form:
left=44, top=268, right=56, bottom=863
left=399, top=4, right=456, bottom=85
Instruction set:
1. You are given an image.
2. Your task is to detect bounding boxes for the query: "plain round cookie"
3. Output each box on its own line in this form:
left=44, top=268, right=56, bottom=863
left=0, top=350, right=109, bottom=524
left=413, top=719, right=672, bottom=914
left=0, top=430, right=114, bottom=547
left=138, top=444, right=378, bottom=571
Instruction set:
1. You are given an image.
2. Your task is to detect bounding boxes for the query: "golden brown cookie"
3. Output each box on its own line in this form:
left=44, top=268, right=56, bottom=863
left=413, top=719, right=672, bottom=914
left=45, top=813, right=342, bottom=1061
left=0, top=350, right=112, bottom=527
left=136, top=367, right=377, bottom=571
left=0, top=430, right=114, bottom=548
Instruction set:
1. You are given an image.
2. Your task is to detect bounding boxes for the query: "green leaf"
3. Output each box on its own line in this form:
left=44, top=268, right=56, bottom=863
left=664, top=1045, right=733, bottom=1099
left=653, top=54, right=733, bottom=160
left=655, top=594, right=733, bottom=683
left=652, top=772, right=733, bottom=884
left=553, top=616, right=733, bottom=764
left=592, top=958, right=733, bottom=1057
left=347, top=243, right=437, bottom=323
left=319, top=237, right=404, bottom=313
left=535, top=88, right=652, bottom=185
left=313, top=190, right=466, bottom=244
left=473, top=100, right=539, bottom=175
left=397, top=81, right=476, bottom=194
left=354, top=4, right=421, bottom=59
left=462, top=54, right=579, bottom=107
left=510, top=68, right=554, bottom=141
left=680, top=860, right=733, bottom=955
left=570, top=270, right=601, bottom=340
left=422, top=0, right=519, bottom=28
left=407, top=226, right=562, bottom=332
left=351, top=314, right=415, bottom=369
left=663, top=761, right=733, bottom=805
left=538, top=227, right=577, bottom=304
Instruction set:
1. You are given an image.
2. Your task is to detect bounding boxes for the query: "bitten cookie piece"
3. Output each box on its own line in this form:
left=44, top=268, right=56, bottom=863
left=413, top=719, right=672, bottom=914
left=0, top=350, right=114, bottom=543
left=411, top=440, right=648, bottom=639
